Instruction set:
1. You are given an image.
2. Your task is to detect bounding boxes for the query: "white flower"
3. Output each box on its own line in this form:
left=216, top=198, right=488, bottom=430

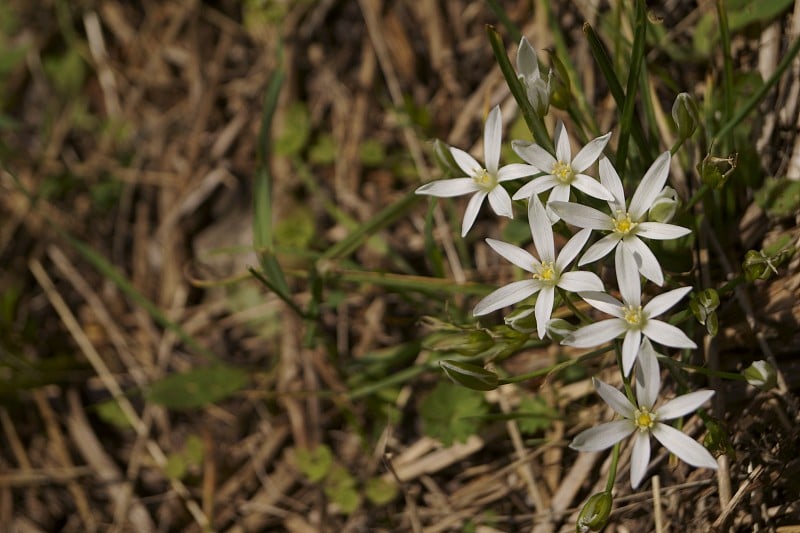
left=473, top=194, right=603, bottom=338
left=569, top=338, right=718, bottom=489
left=549, top=152, right=691, bottom=285
left=562, top=246, right=696, bottom=375
left=511, top=121, right=613, bottom=214
left=415, top=105, right=536, bottom=237
left=516, top=36, right=553, bottom=116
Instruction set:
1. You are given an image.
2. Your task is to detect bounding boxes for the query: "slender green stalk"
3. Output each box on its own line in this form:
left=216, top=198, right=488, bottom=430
left=583, top=22, right=654, bottom=164
left=713, top=33, right=800, bottom=143
left=715, top=0, right=734, bottom=151
left=486, top=25, right=553, bottom=153
left=605, top=442, right=621, bottom=492
left=501, top=344, right=615, bottom=384
left=615, top=0, right=647, bottom=176
left=558, top=287, right=592, bottom=324
left=659, top=356, right=745, bottom=381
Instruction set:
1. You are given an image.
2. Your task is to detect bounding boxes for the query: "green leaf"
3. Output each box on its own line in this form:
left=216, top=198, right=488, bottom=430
left=274, top=102, right=310, bottom=156
left=295, top=444, right=333, bottom=483
left=365, top=477, right=398, bottom=505
left=755, top=177, right=800, bottom=218
left=515, top=396, right=558, bottom=434
left=309, top=134, right=337, bottom=164
left=275, top=206, right=315, bottom=250
left=420, top=381, right=488, bottom=446
left=359, top=139, right=385, bottom=167
left=94, top=399, right=133, bottom=429
left=324, top=463, right=360, bottom=513
left=145, top=365, right=249, bottom=410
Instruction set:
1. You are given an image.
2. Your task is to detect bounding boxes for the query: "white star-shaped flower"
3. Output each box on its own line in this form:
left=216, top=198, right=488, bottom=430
left=562, top=246, right=696, bottom=375
left=511, top=121, right=613, bottom=211
left=549, top=152, right=691, bottom=285
left=415, top=105, right=536, bottom=237
left=569, top=339, right=718, bottom=489
left=473, top=194, right=603, bottom=338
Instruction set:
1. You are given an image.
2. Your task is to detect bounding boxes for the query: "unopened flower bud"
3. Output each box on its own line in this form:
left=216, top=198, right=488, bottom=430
left=743, top=360, right=777, bottom=390
left=648, top=186, right=679, bottom=223
left=428, top=330, right=493, bottom=356
left=517, top=37, right=553, bottom=117
left=672, top=92, right=700, bottom=140
left=576, top=491, right=612, bottom=532
left=504, top=305, right=537, bottom=333
left=545, top=318, right=576, bottom=342
left=439, top=360, right=499, bottom=391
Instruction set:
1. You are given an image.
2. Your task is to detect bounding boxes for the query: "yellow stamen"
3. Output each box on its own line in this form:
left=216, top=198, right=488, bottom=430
left=552, top=161, right=573, bottom=183
left=533, top=261, right=556, bottom=282
left=634, top=407, right=656, bottom=431
left=613, top=211, right=637, bottom=235
left=623, top=305, right=643, bottom=326
left=473, top=169, right=495, bottom=189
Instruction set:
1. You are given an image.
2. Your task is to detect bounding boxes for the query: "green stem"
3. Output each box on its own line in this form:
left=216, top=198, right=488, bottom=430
left=500, top=345, right=615, bottom=384
left=659, top=356, right=746, bottom=382
left=715, top=0, right=735, bottom=151
left=558, top=288, right=592, bottom=324
left=615, top=0, right=647, bottom=176
left=605, top=442, right=621, bottom=492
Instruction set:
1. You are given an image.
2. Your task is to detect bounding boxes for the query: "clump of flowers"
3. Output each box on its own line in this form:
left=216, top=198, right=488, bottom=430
left=413, top=29, right=733, bottom=527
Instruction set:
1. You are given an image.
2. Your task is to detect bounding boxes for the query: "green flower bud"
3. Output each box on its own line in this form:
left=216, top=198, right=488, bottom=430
left=504, top=305, right=537, bottom=333
left=427, top=330, right=494, bottom=356
left=545, top=318, right=576, bottom=342
left=698, top=152, right=737, bottom=189
left=576, top=491, right=613, bottom=532
left=648, top=186, right=679, bottom=223
left=672, top=92, right=700, bottom=140
left=439, top=360, right=499, bottom=391
left=743, top=360, right=777, bottom=391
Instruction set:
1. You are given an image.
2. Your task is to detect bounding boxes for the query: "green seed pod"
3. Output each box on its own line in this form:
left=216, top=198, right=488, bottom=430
left=743, top=360, right=777, bottom=391
left=672, top=92, right=700, bottom=140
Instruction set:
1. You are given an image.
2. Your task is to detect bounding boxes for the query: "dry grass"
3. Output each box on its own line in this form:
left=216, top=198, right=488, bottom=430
left=1, top=1, right=800, bottom=531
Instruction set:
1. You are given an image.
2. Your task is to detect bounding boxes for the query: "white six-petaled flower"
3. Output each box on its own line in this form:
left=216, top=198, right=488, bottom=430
left=549, top=152, right=691, bottom=285
left=511, top=122, right=613, bottom=210
left=415, top=105, right=536, bottom=237
left=562, top=246, right=696, bottom=375
left=569, top=339, right=718, bottom=489
left=473, top=194, right=604, bottom=338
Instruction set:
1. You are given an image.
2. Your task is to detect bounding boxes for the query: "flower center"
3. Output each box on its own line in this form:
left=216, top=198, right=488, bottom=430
left=473, top=168, right=496, bottom=190
left=633, top=407, right=656, bottom=432
left=623, top=305, right=644, bottom=327
left=613, top=211, right=638, bottom=235
left=552, top=161, right=574, bottom=183
left=533, top=261, right=557, bottom=283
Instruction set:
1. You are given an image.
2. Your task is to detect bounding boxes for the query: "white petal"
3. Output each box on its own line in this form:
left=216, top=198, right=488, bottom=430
left=635, top=338, right=661, bottom=408
left=644, top=286, right=693, bottom=317
left=486, top=238, right=537, bottom=273
left=512, top=176, right=559, bottom=200
left=562, top=319, right=627, bottom=347
left=511, top=140, right=555, bottom=171
left=630, top=431, right=652, bottom=489
left=570, top=420, right=634, bottom=452
left=547, top=183, right=571, bottom=204
left=416, top=178, right=480, bottom=197
left=516, top=37, right=540, bottom=80
left=450, top=147, right=482, bottom=177
left=558, top=271, right=604, bottom=292
left=497, top=163, right=538, bottom=182
left=579, top=234, right=621, bottom=266
left=461, top=191, right=487, bottom=237
left=572, top=174, right=615, bottom=201
left=657, top=390, right=715, bottom=420
left=484, top=106, right=502, bottom=175
left=622, top=329, right=642, bottom=376
left=534, top=286, right=555, bottom=339
left=572, top=132, right=611, bottom=172
left=652, top=423, right=718, bottom=469
left=616, top=246, right=641, bottom=307
left=580, top=291, right=624, bottom=317
left=599, top=156, right=626, bottom=211
left=528, top=194, right=555, bottom=263
left=554, top=120, right=571, bottom=162
left=549, top=202, right=613, bottom=230
left=637, top=222, right=692, bottom=239
left=594, top=378, right=636, bottom=418
left=643, top=320, right=697, bottom=349
left=629, top=151, right=671, bottom=220
left=556, top=228, right=592, bottom=271
left=487, top=184, right=513, bottom=218
left=621, top=237, right=663, bottom=286
left=473, top=279, right=541, bottom=316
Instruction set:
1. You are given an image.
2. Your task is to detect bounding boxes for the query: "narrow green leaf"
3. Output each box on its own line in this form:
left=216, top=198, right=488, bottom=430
left=615, top=0, right=647, bottom=176
left=146, top=365, right=249, bottom=409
